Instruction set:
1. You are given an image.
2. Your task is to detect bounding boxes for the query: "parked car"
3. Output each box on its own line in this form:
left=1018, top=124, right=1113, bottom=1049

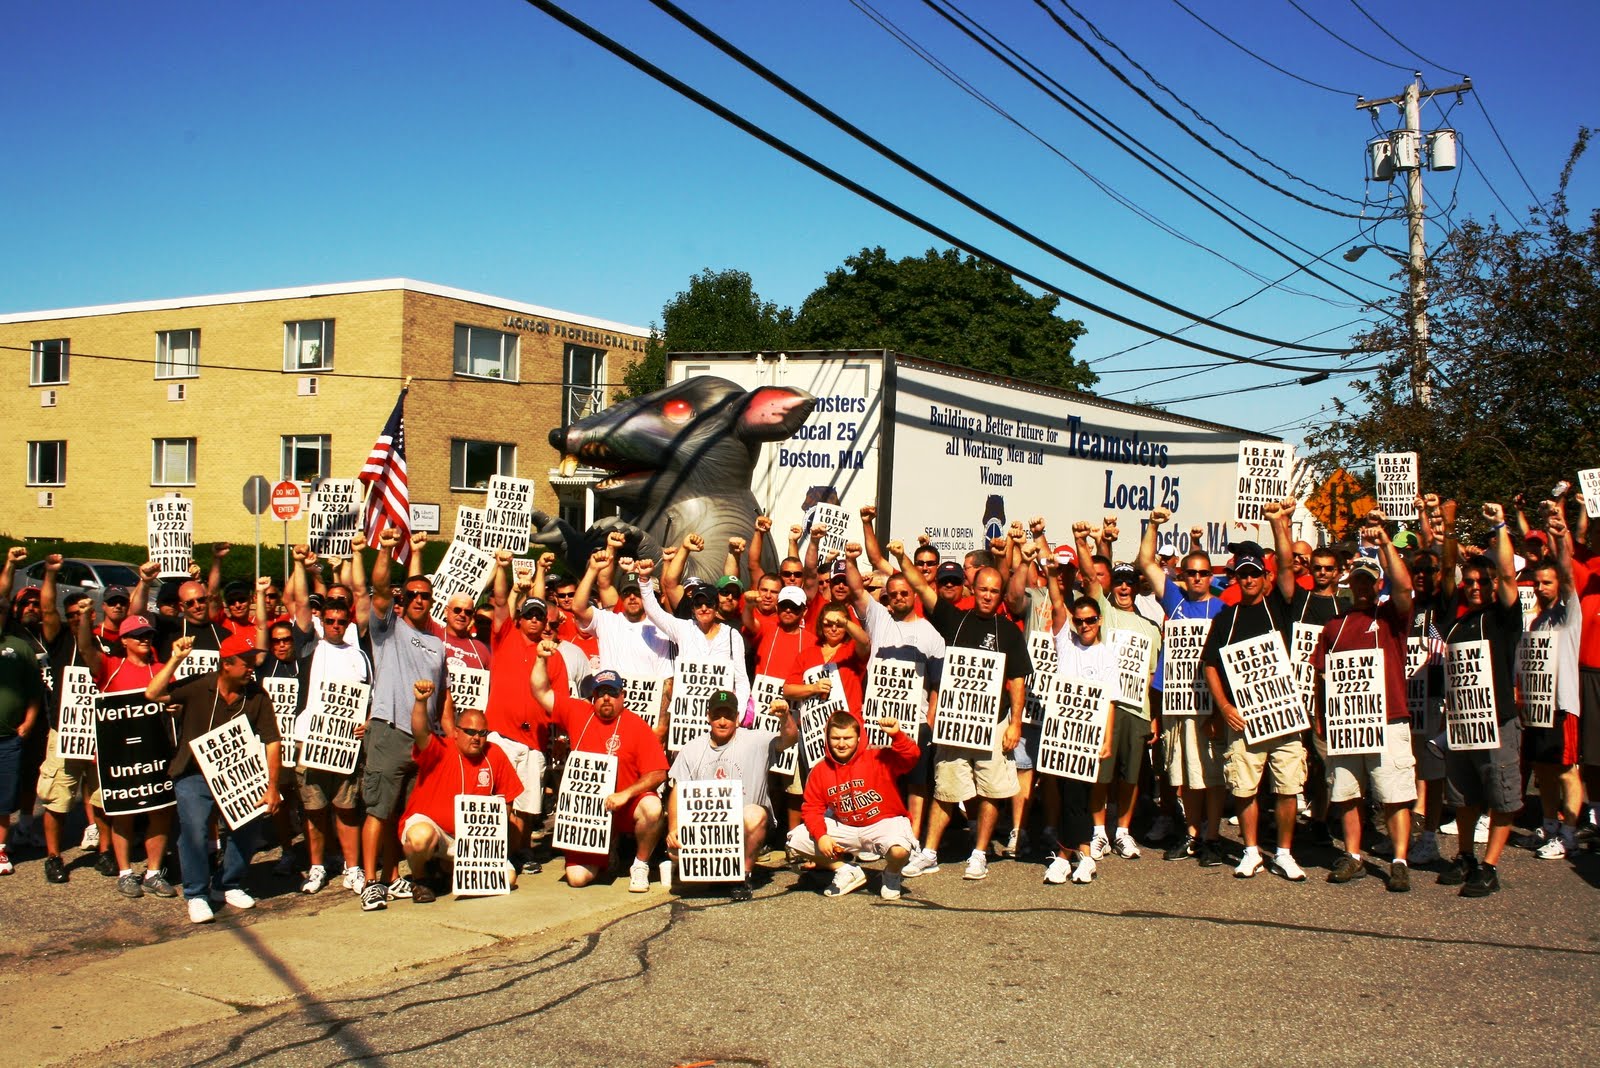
left=15, top=557, right=145, bottom=613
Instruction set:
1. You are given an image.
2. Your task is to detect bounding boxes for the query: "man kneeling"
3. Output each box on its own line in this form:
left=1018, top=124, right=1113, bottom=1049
left=399, top=681, right=522, bottom=904
left=787, top=712, right=920, bottom=900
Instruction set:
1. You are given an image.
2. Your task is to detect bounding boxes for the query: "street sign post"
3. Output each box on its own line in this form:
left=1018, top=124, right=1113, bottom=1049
left=242, top=475, right=271, bottom=580
left=271, top=480, right=303, bottom=581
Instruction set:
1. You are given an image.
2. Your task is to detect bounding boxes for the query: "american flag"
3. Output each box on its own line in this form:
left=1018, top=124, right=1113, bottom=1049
left=360, top=388, right=411, bottom=565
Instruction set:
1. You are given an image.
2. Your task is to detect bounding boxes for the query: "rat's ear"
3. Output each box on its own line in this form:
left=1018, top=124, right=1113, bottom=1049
left=737, top=387, right=815, bottom=441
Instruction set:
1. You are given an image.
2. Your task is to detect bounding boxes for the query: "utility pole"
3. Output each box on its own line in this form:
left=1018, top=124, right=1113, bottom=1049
left=1356, top=76, right=1472, bottom=409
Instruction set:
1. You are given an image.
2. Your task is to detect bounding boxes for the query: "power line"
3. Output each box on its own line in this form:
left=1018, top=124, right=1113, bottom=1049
left=1345, top=0, right=1467, bottom=78
left=643, top=0, right=1355, bottom=351
left=1284, top=0, right=1413, bottom=73
left=1041, top=0, right=1376, bottom=218
left=922, top=0, right=1401, bottom=303
left=1463, top=144, right=1528, bottom=226
left=1168, top=0, right=1356, bottom=97
left=1099, top=321, right=1381, bottom=400
left=518, top=0, right=1363, bottom=367
left=1122, top=359, right=1383, bottom=406
left=1474, top=94, right=1545, bottom=209
left=846, top=0, right=1354, bottom=306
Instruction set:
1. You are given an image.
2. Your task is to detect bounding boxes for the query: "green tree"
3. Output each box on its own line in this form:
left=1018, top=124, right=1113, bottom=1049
left=1307, top=132, right=1600, bottom=514
left=789, top=246, right=1094, bottom=390
left=616, top=268, right=794, bottom=399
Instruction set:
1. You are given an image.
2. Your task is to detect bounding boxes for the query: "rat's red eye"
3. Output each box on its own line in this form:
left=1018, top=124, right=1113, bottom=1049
left=662, top=398, right=693, bottom=424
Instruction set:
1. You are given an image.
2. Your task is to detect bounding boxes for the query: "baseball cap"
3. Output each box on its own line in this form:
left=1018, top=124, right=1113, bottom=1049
left=306, top=592, right=325, bottom=610
left=103, top=585, right=131, bottom=604
left=617, top=573, right=642, bottom=595
left=220, top=632, right=259, bottom=660
left=1110, top=562, right=1138, bottom=584
left=935, top=562, right=965, bottom=585
left=706, top=689, right=740, bottom=717
left=1524, top=530, right=1550, bottom=546
left=716, top=575, right=743, bottom=592
left=1391, top=530, right=1419, bottom=549
left=119, top=615, right=157, bottom=639
left=1053, top=545, right=1077, bottom=569
left=589, top=669, right=624, bottom=694
left=1157, top=538, right=1180, bottom=558
left=1228, top=541, right=1268, bottom=575
left=828, top=560, right=849, bottom=582
left=777, top=586, right=807, bottom=609
left=156, top=583, right=181, bottom=606
left=223, top=580, right=251, bottom=601
left=1348, top=557, right=1383, bottom=581
left=518, top=596, right=548, bottom=618
left=13, top=586, right=41, bottom=605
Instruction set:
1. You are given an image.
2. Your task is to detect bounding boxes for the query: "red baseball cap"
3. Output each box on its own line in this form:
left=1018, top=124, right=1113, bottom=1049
left=118, top=615, right=157, bottom=639
left=219, top=632, right=259, bottom=660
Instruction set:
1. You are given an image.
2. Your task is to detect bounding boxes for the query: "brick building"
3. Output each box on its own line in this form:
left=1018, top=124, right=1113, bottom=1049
left=1, top=279, right=649, bottom=547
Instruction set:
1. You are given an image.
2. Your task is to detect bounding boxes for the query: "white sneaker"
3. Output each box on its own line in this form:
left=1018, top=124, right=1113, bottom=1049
left=962, top=850, right=989, bottom=880
left=301, top=864, right=328, bottom=894
left=1113, top=831, right=1141, bottom=860
left=1438, top=817, right=1459, bottom=836
left=1044, top=856, right=1072, bottom=884
left=342, top=866, right=366, bottom=894
left=997, top=829, right=1020, bottom=858
left=824, top=863, right=867, bottom=898
left=1226, top=815, right=1240, bottom=826
left=1089, top=833, right=1110, bottom=860
left=880, top=869, right=904, bottom=900
left=855, top=849, right=882, bottom=863
left=628, top=860, right=650, bottom=893
left=1071, top=855, right=1097, bottom=883
left=1271, top=852, right=1307, bottom=882
left=1474, top=815, right=1490, bottom=844
left=386, top=877, right=413, bottom=900
left=658, top=859, right=673, bottom=887
left=222, top=888, right=256, bottom=909
left=187, top=897, right=215, bottom=924
left=80, top=824, right=101, bottom=851
left=1410, top=834, right=1440, bottom=865
left=1535, top=837, right=1569, bottom=860
left=1234, top=849, right=1264, bottom=879
left=902, top=847, right=940, bottom=878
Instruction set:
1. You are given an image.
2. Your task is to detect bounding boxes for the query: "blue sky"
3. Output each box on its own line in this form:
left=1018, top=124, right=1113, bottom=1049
left=6, top=0, right=1595, bottom=446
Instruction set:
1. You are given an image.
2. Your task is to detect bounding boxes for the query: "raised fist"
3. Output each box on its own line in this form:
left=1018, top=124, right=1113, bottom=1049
left=589, top=549, right=610, bottom=571
left=1483, top=502, right=1505, bottom=524
left=1029, top=516, right=1046, bottom=536
left=886, top=540, right=905, bottom=558
left=790, top=524, right=804, bottom=540
left=536, top=639, right=560, bottom=658
left=410, top=531, right=428, bottom=551
left=494, top=549, right=513, bottom=567
left=412, top=680, right=435, bottom=701
left=5, top=546, right=25, bottom=566
left=1150, top=507, right=1172, bottom=526
left=844, top=542, right=863, bottom=560
left=139, top=561, right=160, bottom=580
left=860, top=504, right=877, bottom=522
left=607, top=530, right=627, bottom=549
left=1073, top=520, right=1092, bottom=539
left=378, top=527, right=401, bottom=548
left=755, top=516, right=773, bottom=533
left=685, top=534, right=705, bottom=554
left=1262, top=501, right=1283, bottom=521
left=352, top=531, right=368, bottom=552
left=44, top=553, right=63, bottom=573
left=172, top=636, right=195, bottom=658
left=214, top=542, right=232, bottom=558
left=635, top=558, right=657, bottom=579
left=256, top=576, right=272, bottom=592
left=538, top=552, right=556, bottom=571
left=292, top=545, right=309, bottom=562
left=728, top=536, right=747, bottom=556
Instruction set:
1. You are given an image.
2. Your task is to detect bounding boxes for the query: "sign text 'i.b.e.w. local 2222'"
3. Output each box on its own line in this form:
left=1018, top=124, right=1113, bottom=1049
left=698, top=354, right=1262, bottom=561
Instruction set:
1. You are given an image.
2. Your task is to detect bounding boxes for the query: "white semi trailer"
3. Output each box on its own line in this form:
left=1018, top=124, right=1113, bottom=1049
left=666, top=350, right=1281, bottom=560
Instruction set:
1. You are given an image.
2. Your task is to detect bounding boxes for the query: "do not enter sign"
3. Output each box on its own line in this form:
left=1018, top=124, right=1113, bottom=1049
left=270, top=480, right=303, bottom=521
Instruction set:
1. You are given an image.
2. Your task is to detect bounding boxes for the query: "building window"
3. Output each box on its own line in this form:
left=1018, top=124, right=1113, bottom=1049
left=453, top=325, right=518, bottom=381
left=450, top=439, right=515, bottom=491
left=30, top=339, right=69, bottom=385
left=284, top=320, right=335, bottom=371
left=156, top=329, right=200, bottom=379
left=27, top=441, right=66, bottom=486
left=280, top=434, right=331, bottom=482
left=152, top=437, right=196, bottom=486
left=563, top=343, right=606, bottom=425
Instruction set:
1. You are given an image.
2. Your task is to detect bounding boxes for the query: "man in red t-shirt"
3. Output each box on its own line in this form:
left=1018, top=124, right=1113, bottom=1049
left=531, top=649, right=669, bottom=891
left=1310, top=517, right=1416, bottom=893
left=486, top=594, right=563, bottom=868
left=398, top=679, right=521, bottom=904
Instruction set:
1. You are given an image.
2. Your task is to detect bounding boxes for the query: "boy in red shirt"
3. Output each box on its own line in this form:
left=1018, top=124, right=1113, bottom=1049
left=786, top=711, right=920, bottom=900
left=530, top=648, right=670, bottom=892
left=398, top=680, right=522, bottom=905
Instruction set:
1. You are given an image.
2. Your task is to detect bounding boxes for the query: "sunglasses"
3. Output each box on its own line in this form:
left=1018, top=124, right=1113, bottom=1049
left=447, top=606, right=474, bottom=615
left=780, top=570, right=804, bottom=578
left=821, top=619, right=847, bottom=628
left=402, top=590, right=433, bottom=603
left=104, top=598, right=130, bottom=607
left=323, top=617, right=350, bottom=627
left=1413, top=567, right=1439, bottom=575
left=1073, top=615, right=1100, bottom=626
left=552, top=592, right=576, bottom=600
left=936, top=578, right=963, bottom=586
left=181, top=597, right=208, bottom=607
left=1182, top=569, right=1211, bottom=578
left=270, top=635, right=294, bottom=644
left=1111, top=577, right=1135, bottom=586
left=1310, top=565, right=1340, bottom=572
left=458, top=727, right=489, bottom=739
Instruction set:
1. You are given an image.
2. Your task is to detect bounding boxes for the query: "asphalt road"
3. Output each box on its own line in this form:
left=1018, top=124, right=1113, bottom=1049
left=126, top=832, right=1600, bottom=1068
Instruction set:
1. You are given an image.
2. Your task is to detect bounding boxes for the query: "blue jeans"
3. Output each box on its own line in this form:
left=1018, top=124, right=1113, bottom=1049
left=0, top=734, right=21, bottom=813
left=175, top=772, right=257, bottom=900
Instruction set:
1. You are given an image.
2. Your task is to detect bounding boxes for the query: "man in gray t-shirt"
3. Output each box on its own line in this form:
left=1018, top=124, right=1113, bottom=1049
left=667, top=689, right=797, bottom=898
left=357, top=529, right=453, bottom=910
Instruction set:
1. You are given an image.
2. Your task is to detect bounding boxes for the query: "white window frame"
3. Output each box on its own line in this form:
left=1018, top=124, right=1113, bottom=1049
left=452, top=325, right=519, bottom=381
left=283, top=320, right=335, bottom=372
left=26, top=440, right=66, bottom=486
left=151, top=437, right=197, bottom=486
left=30, top=339, right=70, bottom=386
left=280, top=434, right=332, bottom=483
left=449, top=439, right=516, bottom=492
left=155, top=329, right=200, bottom=380
left=563, top=343, right=607, bottom=425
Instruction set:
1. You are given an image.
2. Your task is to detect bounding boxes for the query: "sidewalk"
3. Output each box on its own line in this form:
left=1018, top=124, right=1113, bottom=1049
left=7, top=860, right=668, bottom=1066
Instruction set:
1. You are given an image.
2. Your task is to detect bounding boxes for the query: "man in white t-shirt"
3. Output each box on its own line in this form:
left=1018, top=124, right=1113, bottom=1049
left=667, top=689, right=797, bottom=900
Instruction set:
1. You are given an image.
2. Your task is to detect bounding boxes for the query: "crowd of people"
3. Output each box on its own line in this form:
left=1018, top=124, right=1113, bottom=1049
left=1, top=481, right=1596, bottom=921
